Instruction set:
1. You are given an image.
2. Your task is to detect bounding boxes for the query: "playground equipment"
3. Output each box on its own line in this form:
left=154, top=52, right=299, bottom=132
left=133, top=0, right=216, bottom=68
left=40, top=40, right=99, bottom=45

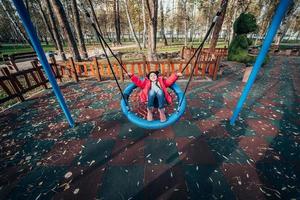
left=11, top=0, right=292, bottom=129
left=12, top=0, right=74, bottom=127
left=82, top=0, right=227, bottom=129
left=230, top=0, right=293, bottom=125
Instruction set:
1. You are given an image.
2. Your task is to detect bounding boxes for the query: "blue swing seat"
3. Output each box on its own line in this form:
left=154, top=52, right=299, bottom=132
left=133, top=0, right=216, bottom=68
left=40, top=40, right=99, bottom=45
left=121, top=83, right=186, bottom=129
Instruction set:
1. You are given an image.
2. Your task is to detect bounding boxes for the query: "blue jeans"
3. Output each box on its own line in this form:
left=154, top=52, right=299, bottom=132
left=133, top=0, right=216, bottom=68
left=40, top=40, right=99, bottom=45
left=148, top=89, right=165, bottom=109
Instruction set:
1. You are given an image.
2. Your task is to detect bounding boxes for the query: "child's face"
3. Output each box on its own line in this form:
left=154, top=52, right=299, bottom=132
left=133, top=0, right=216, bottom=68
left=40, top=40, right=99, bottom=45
left=149, top=73, right=157, bottom=82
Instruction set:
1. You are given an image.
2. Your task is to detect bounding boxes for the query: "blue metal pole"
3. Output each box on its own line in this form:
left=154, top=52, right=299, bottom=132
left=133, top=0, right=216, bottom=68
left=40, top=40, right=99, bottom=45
left=12, top=0, right=75, bottom=127
left=230, top=0, right=292, bottom=125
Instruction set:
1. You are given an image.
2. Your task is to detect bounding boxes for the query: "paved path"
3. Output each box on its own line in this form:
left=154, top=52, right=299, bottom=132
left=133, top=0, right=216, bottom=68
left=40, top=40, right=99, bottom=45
left=0, top=56, right=299, bottom=199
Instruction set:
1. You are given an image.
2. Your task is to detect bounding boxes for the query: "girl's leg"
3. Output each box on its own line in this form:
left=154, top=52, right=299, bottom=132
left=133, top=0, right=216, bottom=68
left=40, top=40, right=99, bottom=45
left=156, top=90, right=166, bottom=122
left=156, top=90, right=165, bottom=109
left=147, top=89, right=156, bottom=109
left=147, top=90, right=155, bottom=121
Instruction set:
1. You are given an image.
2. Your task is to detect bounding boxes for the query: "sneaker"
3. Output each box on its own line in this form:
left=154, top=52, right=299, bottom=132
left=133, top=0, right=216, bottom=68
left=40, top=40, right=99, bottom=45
left=158, top=108, right=166, bottom=122
left=147, top=108, right=153, bottom=121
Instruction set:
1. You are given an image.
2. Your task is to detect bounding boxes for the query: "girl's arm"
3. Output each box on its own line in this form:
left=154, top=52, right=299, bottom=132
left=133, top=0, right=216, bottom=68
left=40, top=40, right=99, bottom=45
left=164, top=73, right=181, bottom=87
left=129, top=73, right=146, bottom=88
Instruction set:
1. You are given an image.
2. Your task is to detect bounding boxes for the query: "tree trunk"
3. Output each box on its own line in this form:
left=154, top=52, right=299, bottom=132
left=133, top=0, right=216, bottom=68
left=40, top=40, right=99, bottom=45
left=124, top=0, right=142, bottom=50
left=160, top=0, right=168, bottom=46
left=71, top=0, right=88, bottom=59
left=45, top=35, right=49, bottom=45
left=36, top=1, right=57, bottom=50
left=45, top=0, right=66, bottom=60
left=189, top=1, right=196, bottom=42
left=50, top=0, right=81, bottom=61
left=182, top=0, right=188, bottom=47
left=209, top=0, right=228, bottom=52
left=113, top=0, right=122, bottom=45
left=10, top=24, right=22, bottom=43
left=142, top=0, right=147, bottom=49
left=145, top=0, right=158, bottom=60
left=170, top=0, right=175, bottom=43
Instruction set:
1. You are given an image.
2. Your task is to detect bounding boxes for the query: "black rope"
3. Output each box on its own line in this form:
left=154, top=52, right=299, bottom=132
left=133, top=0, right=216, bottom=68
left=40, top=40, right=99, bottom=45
left=82, top=7, right=129, bottom=107
left=180, top=11, right=224, bottom=73
left=93, top=25, right=129, bottom=75
left=83, top=11, right=129, bottom=76
left=178, top=2, right=227, bottom=110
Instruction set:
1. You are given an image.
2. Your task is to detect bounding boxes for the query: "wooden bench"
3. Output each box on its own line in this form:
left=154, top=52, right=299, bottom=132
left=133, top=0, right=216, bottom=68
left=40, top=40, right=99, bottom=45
left=3, top=52, right=38, bottom=72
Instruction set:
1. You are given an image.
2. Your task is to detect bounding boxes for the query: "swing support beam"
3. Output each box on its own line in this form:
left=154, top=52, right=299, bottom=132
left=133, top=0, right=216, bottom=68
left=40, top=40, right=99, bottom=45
left=12, top=0, right=75, bottom=127
left=230, top=0, right=293, bottom=125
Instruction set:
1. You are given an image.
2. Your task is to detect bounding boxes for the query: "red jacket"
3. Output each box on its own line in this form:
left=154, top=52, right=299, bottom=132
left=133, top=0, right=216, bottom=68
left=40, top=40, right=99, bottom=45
left=130, top=73, right=178, bottom=104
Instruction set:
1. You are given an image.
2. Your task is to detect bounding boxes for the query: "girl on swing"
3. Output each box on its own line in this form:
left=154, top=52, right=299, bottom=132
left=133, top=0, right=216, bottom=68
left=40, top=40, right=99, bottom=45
left=128, top=71, right=182, bottom=122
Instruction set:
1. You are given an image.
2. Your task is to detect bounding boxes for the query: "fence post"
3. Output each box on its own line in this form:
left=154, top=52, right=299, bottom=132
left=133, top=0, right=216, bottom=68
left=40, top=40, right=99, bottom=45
left=93, top=57, right=101, bottom=82
left=1, top=67, right=25, bottom=102
left=49, top=55, right=62, bottom=82
left=213, top=56, right=221, bottom=80
left=167, top=59, right=171, bottom=76
left=69, top=57, right=79, bottom=82
left=142, top=54, right=147, bottom=76
left=31, top=61, right=48, bottom=89
left=180, top=46, right=185, bottom=59
left=119, top=55, right=124, bottom=82
left=3, top=54, right=19, bottom=71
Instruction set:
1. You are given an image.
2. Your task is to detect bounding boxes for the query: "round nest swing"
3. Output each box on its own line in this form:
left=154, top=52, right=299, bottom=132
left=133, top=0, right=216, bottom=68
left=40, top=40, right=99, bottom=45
left=121, top=83, right=186, bottom=129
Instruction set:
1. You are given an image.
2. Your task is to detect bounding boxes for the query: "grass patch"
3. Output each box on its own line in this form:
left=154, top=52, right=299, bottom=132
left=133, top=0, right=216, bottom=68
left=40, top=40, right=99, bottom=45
left=1, top=41, right=228, bottom=58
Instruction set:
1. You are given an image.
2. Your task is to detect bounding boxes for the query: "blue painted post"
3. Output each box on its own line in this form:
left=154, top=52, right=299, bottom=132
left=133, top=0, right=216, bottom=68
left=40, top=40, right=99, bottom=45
left=230, top=0, right=292, bottom=125
left=12, top=0, right=75, bottom=127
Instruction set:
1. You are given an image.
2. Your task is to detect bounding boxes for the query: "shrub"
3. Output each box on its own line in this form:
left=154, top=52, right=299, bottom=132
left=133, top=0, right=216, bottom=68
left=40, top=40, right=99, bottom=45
left=233, top=13, right=258, bottom=35
left=228, top=13, right=261, bottom=65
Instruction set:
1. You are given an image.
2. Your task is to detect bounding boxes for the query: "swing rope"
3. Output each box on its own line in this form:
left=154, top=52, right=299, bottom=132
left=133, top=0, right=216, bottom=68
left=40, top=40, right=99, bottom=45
left=177, top=1, right=227, bottom=110
left=83, top=8, right=129, bottom=107
left=82, top=4, right=129, bottom=75
left=83, top=0, right=227, bottom=112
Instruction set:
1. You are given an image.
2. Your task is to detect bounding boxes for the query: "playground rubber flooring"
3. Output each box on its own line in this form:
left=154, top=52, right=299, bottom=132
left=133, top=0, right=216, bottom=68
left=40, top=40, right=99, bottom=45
left=0, top=56, right=299, bottom=199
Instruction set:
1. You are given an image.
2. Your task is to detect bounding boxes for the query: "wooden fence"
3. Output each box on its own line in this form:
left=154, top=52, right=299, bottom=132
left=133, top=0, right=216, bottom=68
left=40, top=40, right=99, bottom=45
left=0, top=53, right=223, bottom=105
left=0, top=60, right=61, bottom=104
left=53, top=54, right=222, bottom=83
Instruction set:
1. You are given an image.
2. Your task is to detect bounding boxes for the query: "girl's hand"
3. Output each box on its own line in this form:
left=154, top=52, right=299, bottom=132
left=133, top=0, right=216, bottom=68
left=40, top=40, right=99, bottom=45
left=127, top=72, right=133, bottom=77
left=176, top=72, right=183, bottom=77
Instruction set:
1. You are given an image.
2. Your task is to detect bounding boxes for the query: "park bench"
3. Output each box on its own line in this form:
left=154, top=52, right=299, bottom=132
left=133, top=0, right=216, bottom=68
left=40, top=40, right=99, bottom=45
left=3, top=51, right=38, bottom=72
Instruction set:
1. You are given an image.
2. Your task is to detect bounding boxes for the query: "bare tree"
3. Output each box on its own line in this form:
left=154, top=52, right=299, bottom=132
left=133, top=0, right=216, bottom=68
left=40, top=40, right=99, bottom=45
left=145, top=0, right=158, bottom=60
left=160, top=0, right=168, bottom=46
left=142, top=0, right=147, bottom=48
left=209, top=0, right=228, bottom=51
left=71, top=0, right=88, bottom=59
left=50, top=0, right=81, bottom=61
left=181, top=0, right=189, bottom=46
left=36, top=1, right=57, bottom=49
left=45, top=0, right=66, bottom=60
left=124, top=0, right=142, bottom=49
left=113, top=0, right=122, bottom=45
